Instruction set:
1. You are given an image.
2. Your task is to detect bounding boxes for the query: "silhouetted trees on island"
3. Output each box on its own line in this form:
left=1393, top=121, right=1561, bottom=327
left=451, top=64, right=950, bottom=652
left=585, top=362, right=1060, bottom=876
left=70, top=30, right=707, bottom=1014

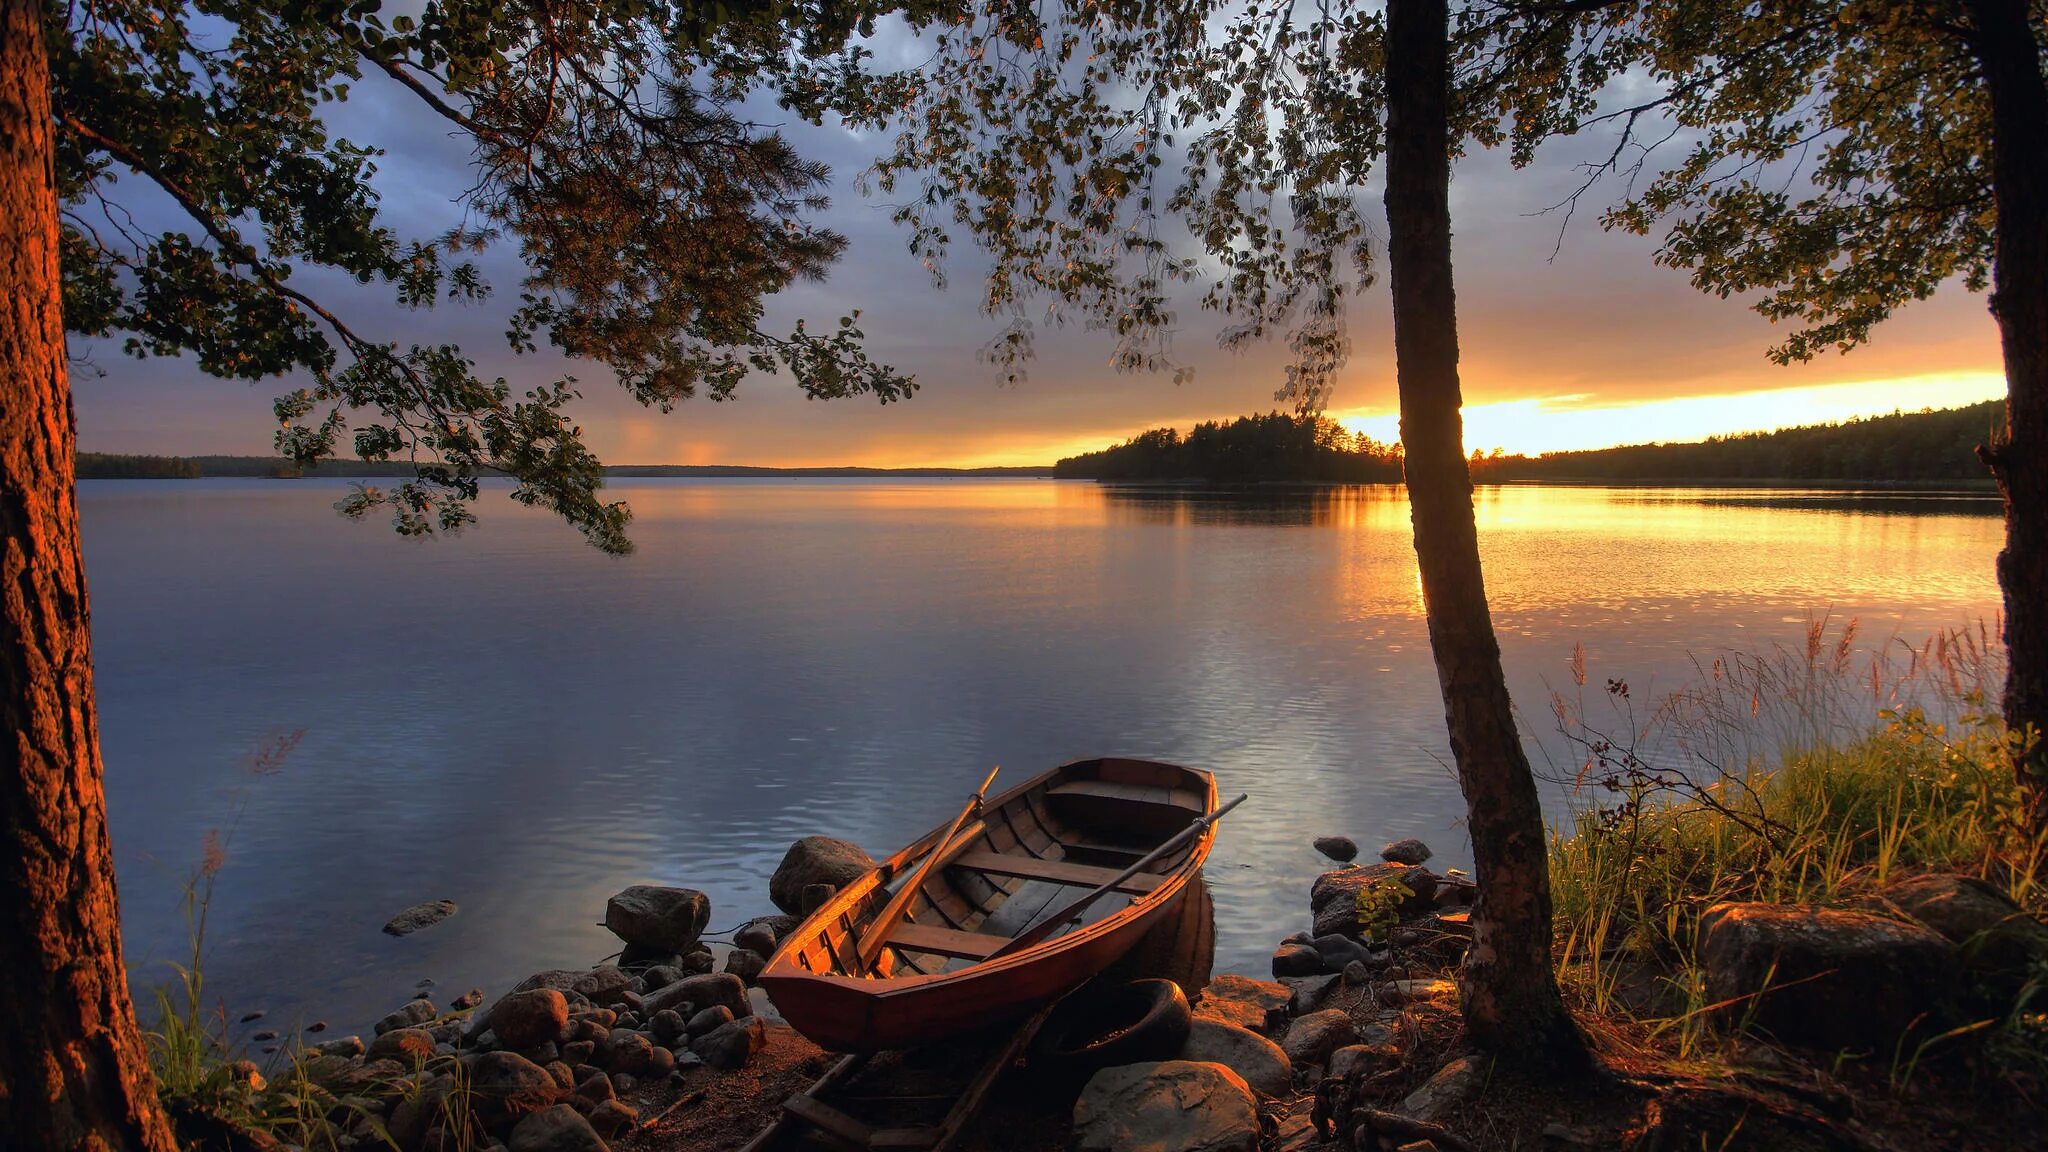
left=1054, top=413, right=1403, bottom=482
left=1059, top=402, right=2003, bottom=486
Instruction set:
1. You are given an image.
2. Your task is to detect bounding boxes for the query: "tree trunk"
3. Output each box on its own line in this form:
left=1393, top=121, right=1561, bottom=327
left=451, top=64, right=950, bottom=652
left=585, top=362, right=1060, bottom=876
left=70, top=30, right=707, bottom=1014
left=1962, top=0, right=2048, bottom=833
left=0, top=0, right=177, bottom=1145
left=1381, top=0, right=1586, bottom=1063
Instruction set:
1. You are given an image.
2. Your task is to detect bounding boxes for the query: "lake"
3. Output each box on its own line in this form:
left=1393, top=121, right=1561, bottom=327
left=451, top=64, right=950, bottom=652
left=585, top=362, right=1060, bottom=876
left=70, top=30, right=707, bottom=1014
left=79, top=478, right=2004, bottom=1037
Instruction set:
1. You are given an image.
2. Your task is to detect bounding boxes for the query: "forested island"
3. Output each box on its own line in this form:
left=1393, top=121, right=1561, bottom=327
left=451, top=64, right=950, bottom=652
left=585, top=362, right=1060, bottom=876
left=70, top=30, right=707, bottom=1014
left=1054, top=401, right=2004, bottom=485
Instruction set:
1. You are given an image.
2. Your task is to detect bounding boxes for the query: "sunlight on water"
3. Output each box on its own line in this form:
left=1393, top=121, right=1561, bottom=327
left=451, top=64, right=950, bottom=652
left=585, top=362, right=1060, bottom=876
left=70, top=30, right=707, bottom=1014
left=78, top=478, right=2002, bottom=1034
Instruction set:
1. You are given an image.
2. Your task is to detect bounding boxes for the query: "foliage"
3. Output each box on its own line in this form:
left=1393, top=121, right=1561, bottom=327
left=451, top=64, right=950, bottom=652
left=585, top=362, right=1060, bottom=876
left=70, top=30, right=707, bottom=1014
left=1470, top=400, right=2008, bottom=484
left=1544, top=619, right=2048, bottom=1060
left=1355, top=873, right=1416, bottom=946
left=1054, top=411, right=1401, bottom=482
left=55, top=0, right=940, bottom=552
left=1472, top=1, right=2035, bottom=365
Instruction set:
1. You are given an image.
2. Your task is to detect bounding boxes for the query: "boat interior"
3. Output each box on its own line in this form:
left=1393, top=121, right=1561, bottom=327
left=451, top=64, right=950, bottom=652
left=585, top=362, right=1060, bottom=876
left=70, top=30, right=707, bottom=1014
left=780, top=759, right=1211, bottom=979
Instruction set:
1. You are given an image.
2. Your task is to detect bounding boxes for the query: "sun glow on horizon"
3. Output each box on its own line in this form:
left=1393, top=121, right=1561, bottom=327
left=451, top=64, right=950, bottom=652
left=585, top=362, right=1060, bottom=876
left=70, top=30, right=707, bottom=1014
left=1332, top=372, right=2006, bottom=457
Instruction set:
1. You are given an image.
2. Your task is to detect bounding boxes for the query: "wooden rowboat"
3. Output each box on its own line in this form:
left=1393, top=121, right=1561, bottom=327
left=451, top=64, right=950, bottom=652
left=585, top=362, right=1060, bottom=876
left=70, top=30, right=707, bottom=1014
left=758, top=757, right=1222, bottom=1053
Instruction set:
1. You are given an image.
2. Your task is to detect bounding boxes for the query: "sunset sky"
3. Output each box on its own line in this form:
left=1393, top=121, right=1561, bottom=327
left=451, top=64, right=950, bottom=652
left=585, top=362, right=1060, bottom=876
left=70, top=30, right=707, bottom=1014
left=69, top=41, right=2007, bottom=468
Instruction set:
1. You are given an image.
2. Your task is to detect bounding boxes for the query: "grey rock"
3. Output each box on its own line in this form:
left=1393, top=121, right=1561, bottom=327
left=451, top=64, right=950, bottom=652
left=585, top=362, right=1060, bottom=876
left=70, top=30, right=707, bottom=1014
left=685, top=1005, right=734, bottom=1039
left=1072, top=1061, right=1258, bottom=1152
left=506, top=1106, right=607, bottom=1152
left=490, top=990, right=570, bottom=1049
left=1310, top=864, right=1438, bottom=939
left=640, top=965, right=684, bottom=992
left=1281, top=974, right=1341, bottom=1016
left=641, top=973, right=749, bottom=1020
left=560, top=1041, right=595, bottom=1067
left=1312, top=836, right=1359, bottom=863
left=1281, top=1009, right=1359, bottom=1068
left=312, top=1036, right=366, bottom=1060
left=586, top=1100, right=636, bottom=1140
left=470, top=1051, right=561, bottom=1126
left=382, top=899, right=458, bottom=937
left=374, top=999, right=436, bottom=1035
left=1176, top=1019, right=1291, bottom=1098
left=366, top=1027, right=436, bottom=1067
left=598, top=1030, right=655, bottom=1076
left=690, top=1016, right=766, bottom=1071
left=603, top=887, right=711, bottom=954
left=770, top=837, right=875, bottom=915
left=1312, top=934, right=1373, bottom=972
left=648, top=1009, right=687, bottom=1046
left=574, top=1070, right=614, bottom=1104
left=1379, top=839, right=1433, bottom=866
left=1882, top=872, right=2048, bottom=997
left=723, top=949, right=768, bottom=986
left=733, top=915, right=798, bottom=957
left=1342, top=960, right=1371, bottom=985
left=645, top=1045, right=674, bottom=1079
left=671, top=1049, right=703, bottom=1071
left=615, top=944, right=681, bottom=972
left=1698, top=901, right=1957, bottom=1049
left=1401, top=1055, right=1480, bottom=1121
left=512, top=971, right=586, bottom=994
left=677, top=949, right=715, bottom=976
left=1271, top=943, right=1325, bottom=978
left=570, top=967, right=633, bottom=1007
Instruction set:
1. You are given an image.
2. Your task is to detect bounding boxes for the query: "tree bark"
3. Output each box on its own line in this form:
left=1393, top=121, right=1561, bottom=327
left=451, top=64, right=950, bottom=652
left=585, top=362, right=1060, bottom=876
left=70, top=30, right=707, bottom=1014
left=0, top=0, right=177, bottom=1145
left=1962, top=0, right=2048, bottom=833
left=1382, top=0, right=1585, bottom=1063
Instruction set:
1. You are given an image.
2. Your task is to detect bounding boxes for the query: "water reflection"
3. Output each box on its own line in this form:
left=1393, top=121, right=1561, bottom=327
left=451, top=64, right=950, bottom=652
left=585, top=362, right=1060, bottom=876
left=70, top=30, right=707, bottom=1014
left=77, top=478, right=2002, bottom=1036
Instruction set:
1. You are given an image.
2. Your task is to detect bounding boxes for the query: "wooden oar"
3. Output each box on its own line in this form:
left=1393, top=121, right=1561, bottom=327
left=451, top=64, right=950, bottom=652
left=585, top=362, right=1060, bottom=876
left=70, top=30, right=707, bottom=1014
left=855, top=765, right=1001, bottom=972
left=984, top=792, right=1248, bottom=962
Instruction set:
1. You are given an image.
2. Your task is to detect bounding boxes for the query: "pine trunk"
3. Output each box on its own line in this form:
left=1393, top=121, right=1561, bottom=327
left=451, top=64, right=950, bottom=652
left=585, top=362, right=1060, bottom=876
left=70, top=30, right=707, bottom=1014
left=0, top=0, right=177, bottom=1145
left=1963, top=0, right=2048, bottom=832
left=1381, top=0, right=1585, bottom=1062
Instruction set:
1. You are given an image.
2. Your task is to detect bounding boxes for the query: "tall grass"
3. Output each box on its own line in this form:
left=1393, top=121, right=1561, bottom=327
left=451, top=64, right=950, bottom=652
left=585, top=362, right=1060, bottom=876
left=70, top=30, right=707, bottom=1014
left=1542, top=618, right=2046, bottom=1060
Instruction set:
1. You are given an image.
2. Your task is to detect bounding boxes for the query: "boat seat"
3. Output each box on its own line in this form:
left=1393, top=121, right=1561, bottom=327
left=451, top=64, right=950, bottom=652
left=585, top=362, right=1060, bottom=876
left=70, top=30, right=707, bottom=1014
left=887, top=922, right=1006, bottom=960
left=1046, top=779, right=1206, bottom=811
left=950, top=850, right=1165, bottom=895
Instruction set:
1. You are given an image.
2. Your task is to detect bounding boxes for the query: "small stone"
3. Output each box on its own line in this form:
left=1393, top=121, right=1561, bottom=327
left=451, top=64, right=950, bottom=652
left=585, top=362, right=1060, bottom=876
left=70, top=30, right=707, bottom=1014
left=671, top=1049, right=703, bottom=1071
left=383, top=899, right=459, bottom=937
left=365, top=1027, right=436, bottom=1066
left=561, top=1041, right=596, bottom=1067
left=506, top=1105, right=606, bottom=1152
left=690, top=1016, right=766, bottom=1071
left=490, top=989, right=571, bottom=1049
left=678, top=949, right=715, bottom=976
left=1326, top=1044, right=1386, bottom=1080
left=1072, top=1060, right=1258, bottom=1152
left=251, top=1029, right=278, bottom=1043
left=723, top=948, right=768, bottom=986
left=1313, top=836, right=1359, bottom=863
left=1342, top=960, right=1371, bottom=985
left=1402, top=1055, right=1480, bottom=1121
left=1312, top=933, right=1372, bottom=972
left=471, top=1051, right=562, bottom=1126
left=571, top=967, right=633, bottom=1007
left=587, top=1100, right=637, bottom=1139
left=612, top=1073, right=636, bottom=1094
left=373, top=999, right=436, bottom=1035
left=1280, top=974, right=1341, bottom=1016
left=685, top=1005, right=734, bottom=1038
left=239, top=1011, right=265, bottom=1024
left=1271, top=943, right=1326, bottom=978
left=641, top=973, right=748, bottom=1020
left=306, top=1020, right=328, bottom=1033
left=640, top=965, right=683, bottom=992
left=452, top=988, right=485, bottom=1012
left=312, top=1035, right=365, bottom=1060
left=649, top=1009, right=687, bottom=1045
left=616, top=944, right=681, bottom=972
left=574, top=1070, right=614, bottom=1104
left=604, top=887, right=711, bottom=955
left=733, top=916, right=797, bottom=956
left=1379, top=839, right=1433, bottom=866
left=545, top=1061, right=577, bottom=1091
left=598, top=1030, right=655, bottom=1076
left=1281, top=1009, right=1359, bottom=1068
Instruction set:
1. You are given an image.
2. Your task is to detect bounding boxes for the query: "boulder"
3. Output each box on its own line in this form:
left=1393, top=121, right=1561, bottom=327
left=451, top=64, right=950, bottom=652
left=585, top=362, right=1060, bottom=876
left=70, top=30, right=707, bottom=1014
left=490, top=990, right=570, bottom=1049
left=1401, top=1055, right=1480, bottom=1122
left=507, top=1106, right=607, bottom=1152
left=470, top=1051, right=562, bottom=1126
left=1310, top=864, right=1437, bottom=939
left=365, top=1027, right=436, bottom=1066
left=1281, top=1009, right=1359, bottom=1068
left=570, top=967, right=633, bottom=1006
left=691, top=1016, right=766, bottom=1071
left=641, top=973, right=749, bottom=1020
left=733, top=915, right=799, bottom=956
left=1271, top=943, right=1325, bottom=978
left=770, top=837, right=875, bottom=915
left=602, top=887, right=710, bottom=954
left=1882, top=872, right=2048, bottom=997
left=723, top=948, right=768, bottom=986
left=1193, top=975, right=1290, bottom=1036
left=1176, top=1019, right=1291, bottom=1098
left=1697, top=902, right=1957, bottom=1049
left=1379, top=839, right=1433, bottom=866
left=1313, top=836, right=1359, bottom=863
left=374, top=999, right=436, bottom=1035
left=1072, top=1060, right=1259, bottom=1152
left=383, top=899, right=459, bottom=937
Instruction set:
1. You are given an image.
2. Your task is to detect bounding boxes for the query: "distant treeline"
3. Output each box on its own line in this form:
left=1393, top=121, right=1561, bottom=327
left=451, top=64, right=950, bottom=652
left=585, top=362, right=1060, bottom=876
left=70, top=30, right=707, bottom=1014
left=75, top=453, right=1055, bottom=479
left=1054, top=412, right=1404, bottom=482
left=1470, top=400, right=2006, bottom=484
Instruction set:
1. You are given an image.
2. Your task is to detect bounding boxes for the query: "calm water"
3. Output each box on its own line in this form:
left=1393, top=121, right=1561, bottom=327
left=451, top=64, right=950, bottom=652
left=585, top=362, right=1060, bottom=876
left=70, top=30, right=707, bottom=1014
left=79, top=479, right=2003, bottom=1036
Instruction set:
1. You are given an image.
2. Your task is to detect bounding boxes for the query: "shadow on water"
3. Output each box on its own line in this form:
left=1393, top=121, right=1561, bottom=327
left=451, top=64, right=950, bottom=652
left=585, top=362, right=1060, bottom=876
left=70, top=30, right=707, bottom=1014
left=1098, top=484, right=1405, bottom=528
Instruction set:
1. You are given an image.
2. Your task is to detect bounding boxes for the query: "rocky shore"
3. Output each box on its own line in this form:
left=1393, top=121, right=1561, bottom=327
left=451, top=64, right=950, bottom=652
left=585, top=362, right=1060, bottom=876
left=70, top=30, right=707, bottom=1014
left=225, top=827, right=2048, bottom=1152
